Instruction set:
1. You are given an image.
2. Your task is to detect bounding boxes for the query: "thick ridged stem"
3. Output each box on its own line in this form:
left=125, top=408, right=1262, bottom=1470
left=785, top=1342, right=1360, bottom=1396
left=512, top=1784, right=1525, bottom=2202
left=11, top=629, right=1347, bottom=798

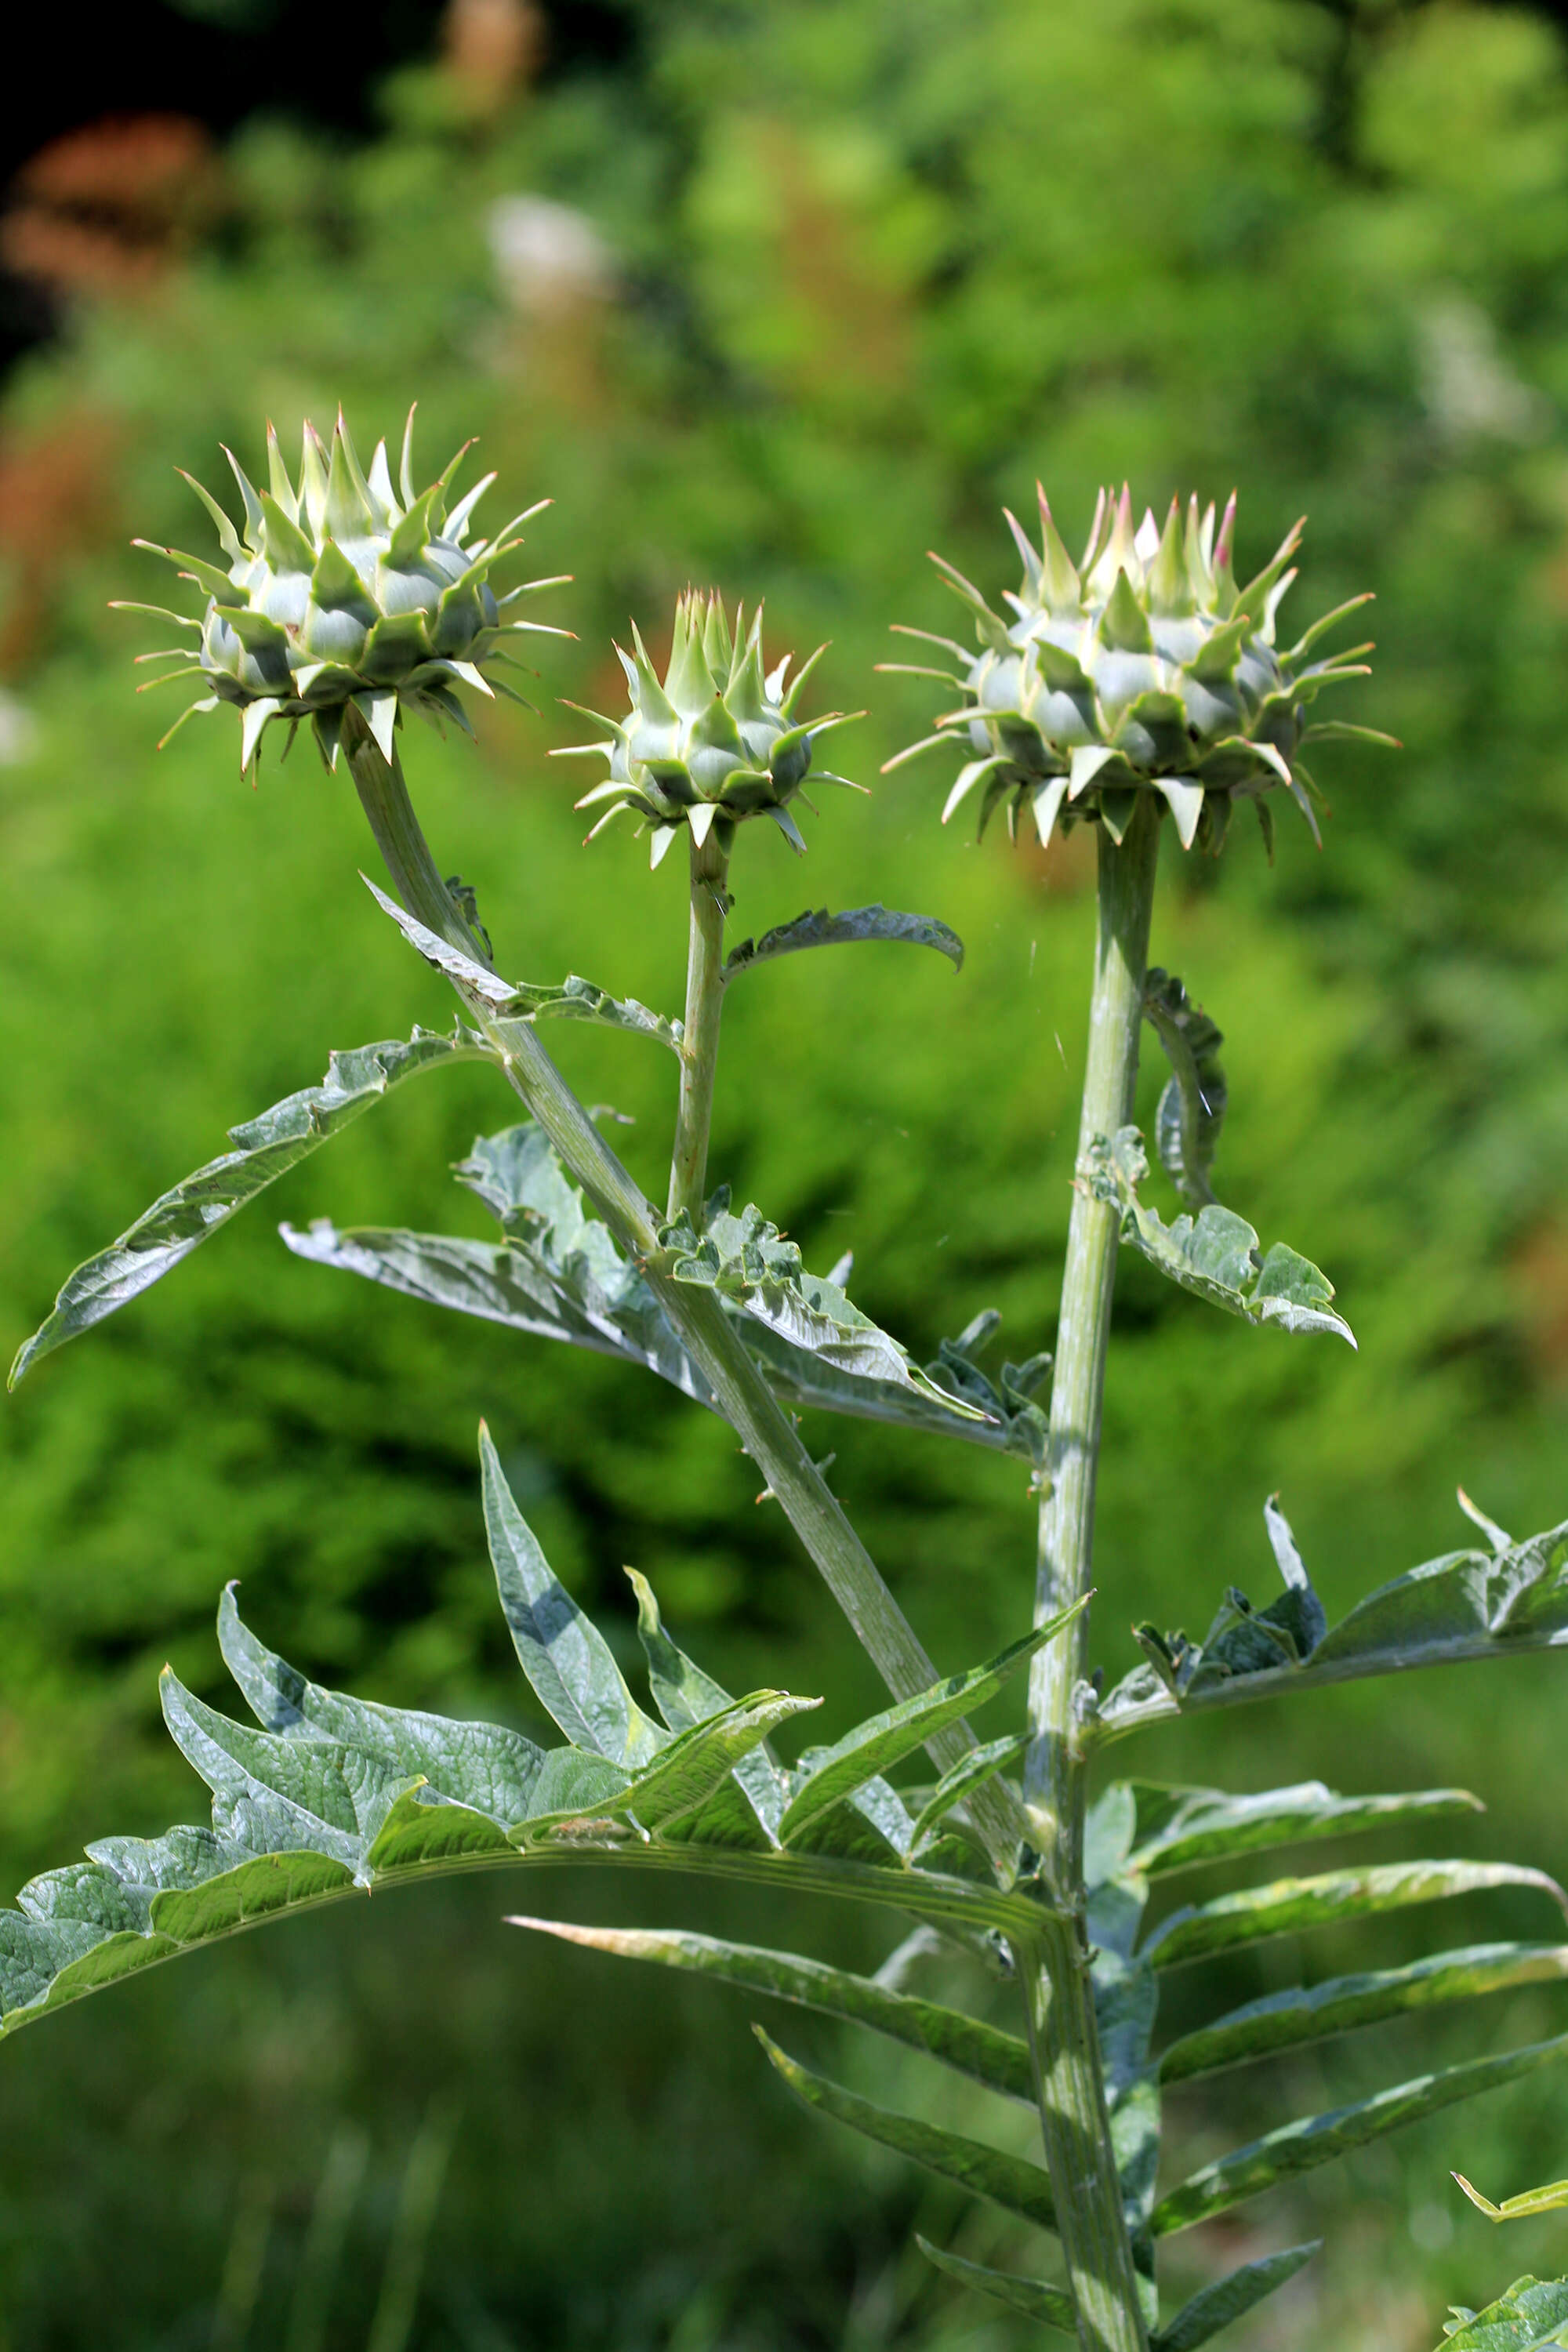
left=668, top=827, right=731, bottom=1225
left=1021, top=796, right=1162, bottom=2352
left=343, top=712, right=1024, bottom=1867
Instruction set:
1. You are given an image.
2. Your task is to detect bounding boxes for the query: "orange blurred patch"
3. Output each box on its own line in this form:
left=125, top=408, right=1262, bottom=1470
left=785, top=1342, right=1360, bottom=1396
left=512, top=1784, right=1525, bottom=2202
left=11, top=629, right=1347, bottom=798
left=1020, top=815, right=1097, bottom=895
left=444, top=0, right=546, bottom=111
left=0, top=409, right=122, bottom=672
left=2, top=114, right=218, bottom=297
left=1513, top=1215, right=1568, bottom=1381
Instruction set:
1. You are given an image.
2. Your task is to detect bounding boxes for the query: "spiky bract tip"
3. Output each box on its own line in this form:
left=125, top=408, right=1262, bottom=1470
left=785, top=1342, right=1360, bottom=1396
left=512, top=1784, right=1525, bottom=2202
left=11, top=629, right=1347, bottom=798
left=888, top=484, right=1388, bottom=858
left=561, top=590, right=862, bottom=866
left=123, top=408, right=562, bottom=775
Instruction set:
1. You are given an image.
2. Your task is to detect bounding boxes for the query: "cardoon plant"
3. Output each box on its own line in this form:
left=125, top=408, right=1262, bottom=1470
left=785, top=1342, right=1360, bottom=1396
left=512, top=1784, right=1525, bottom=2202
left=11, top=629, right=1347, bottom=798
left=8, top=417, right=1567, bottom=2352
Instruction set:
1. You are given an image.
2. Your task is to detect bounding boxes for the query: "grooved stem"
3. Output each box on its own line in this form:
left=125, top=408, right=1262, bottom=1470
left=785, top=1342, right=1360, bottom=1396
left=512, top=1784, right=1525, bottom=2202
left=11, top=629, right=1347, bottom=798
left=1022, top=796, right=1163, bottom=2352
left=668, top=827, right=731, bottom=1225
left=343, top=717, right=1023, bottom=1867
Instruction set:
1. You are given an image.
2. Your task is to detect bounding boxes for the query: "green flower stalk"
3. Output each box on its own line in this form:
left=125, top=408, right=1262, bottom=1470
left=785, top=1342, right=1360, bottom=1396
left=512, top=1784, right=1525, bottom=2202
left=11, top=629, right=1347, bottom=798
left=887, top=482, right=1391, bottom=857
left=121, top=408, right=568, bottom=776
left=555, top=589, right=862, bottom=866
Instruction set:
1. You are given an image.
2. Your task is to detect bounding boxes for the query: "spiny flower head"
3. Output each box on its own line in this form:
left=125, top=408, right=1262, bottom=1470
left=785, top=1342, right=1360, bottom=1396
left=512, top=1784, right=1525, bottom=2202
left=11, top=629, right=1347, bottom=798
left=885, top=485, right=1391, bottom=857
left=121, top=408, right=567, bottom=775
left=556, top=590, right=862, bottom=866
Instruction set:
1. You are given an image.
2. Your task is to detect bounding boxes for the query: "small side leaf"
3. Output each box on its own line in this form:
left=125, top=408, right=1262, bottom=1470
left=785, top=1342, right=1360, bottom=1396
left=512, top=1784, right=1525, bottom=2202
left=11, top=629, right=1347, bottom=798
left=754, top=2030, right=1057, bottom=2230
left=916, top=2239, right=1076, bottom=2336
left=1144, top=1860, right=1568, bottom=1969
left=1454, top=2174, right=1568, bottom=2223
left=1151, top=2243, right=1319, bottom=2351
left=723, top=904, right=964, bottom=979
left=1142, top=971, right=1227, bottom=1208
left=1081, top=1127, right=1353, bottom=1345
left=1153, top=2032, right=1568, bottom=2235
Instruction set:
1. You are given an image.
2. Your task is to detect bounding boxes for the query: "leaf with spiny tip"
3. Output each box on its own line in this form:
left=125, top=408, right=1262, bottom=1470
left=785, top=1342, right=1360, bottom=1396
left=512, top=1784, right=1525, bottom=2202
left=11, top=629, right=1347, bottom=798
left=1181, top=614, right=1250, bottom=684
left=156, top=695, right=220, bottom=750
left=881, top=733, right=950, bottom=775
left=259, top=492, right=315, bottom=575
left=1002, top=506, right=1042, bottom=595
left=1283, top=593, right=1374, bottom=665
left=298, top=419, right=332, bottom=537
left=756, top=2031, right=1058, bottom=2230
left=1029, top=774, right=1070, bottom=847
left=927, top=553, right=1009, bottom=649
left=309, top=538, right=372, bottom=611
left=238, top=699, right=283, bottom=771
left=397, top=405, right=418, bottom=509
left=443, top=470, right=496, bottom=546
left=767, top=805, right=808, bottom=855
left=366, top=437, right=396, bottom=520
left=940, top=757, right=1005, bottom=823
left=1148, top=499, right=1192, bottom=618
left=1300, top=721, right=1401, bottom=749
left=1098, top=787, right=1140, bottom=844
left=1453, top=2170, right=1568, bottom=2223
left=1236, top=517, right=1305, bottom=622
left=386, top=485, right=441, bottom=568
left=648, top=824, right=680, bottom=869
left=1029, top=636, right=1093, bottom=692
left=1036, top=487, right=1083, bottom=609
left=1152, top=778, right=1206, bottom=850
left=1069, top=743, right=1121, bottom=799
left=626, top=622, right=678, bottom=724
left=356, top=691, right=399, bottom=764
left=780, top=641, right=828, bottom=713
left=136, top=665, right=208, bottom=694
left=133, top=542, right=234, bottom=601
left=179, top=470, right=242, bottom=564
left=1211, top=490, right=1239, bottom=608
left=889, top=622, right=972, bottom=662
left=265, top=421, right=299, bottom=523
left=916, top=2241, right=1076, bottom=2336
left=110, top=601, right=201, bottom=631
left=325, top=412, right=377, bottom=543
left=1099, top=568, right=1156, bottom=654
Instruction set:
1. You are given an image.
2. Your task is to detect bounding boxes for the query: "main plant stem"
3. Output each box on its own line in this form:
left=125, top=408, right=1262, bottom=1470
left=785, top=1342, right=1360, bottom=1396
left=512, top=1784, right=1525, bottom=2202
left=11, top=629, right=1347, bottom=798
left=668, top=827, right=731, bottom=1225
left=1022, top=797, right=1162, bottom=2352
left=344, top=713, right=1024, bottom=1867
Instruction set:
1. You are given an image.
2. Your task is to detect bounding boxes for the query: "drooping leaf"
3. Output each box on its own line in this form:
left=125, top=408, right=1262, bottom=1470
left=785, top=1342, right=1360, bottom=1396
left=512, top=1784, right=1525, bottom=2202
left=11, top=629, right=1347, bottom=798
left=1150, top=2242, right=1319, bottom=2350
left=1142, top=970, right=1227, bottom=1208
left=1095, top=1499, right=1568, bottom=1741
left=626, top=1567, right=789, bottom=1842
left=505, top=1921, right=1035, bottom=2102
left=1432, top=2275, right=1568, bottom=2350
left=777, top=1605, right=1083, bottom=1845
left=915, top=2238, right=1075, bottom=2335
left=1144, top=1859, right=1568, bottom=1969
left=723, top=904, right=964, bottom=979
left=1153, top=2033, right=1568, bottom=2234
left=754, top=2030, right=1058, bottom=2230
left=9, top=1025, right=492, bottom=1386
left=658, top=1200, right=987, bottom=1414
left=1160, top=1943, right=1568, bottom=2084
left=1080, top=1126, right=1353, bottom=1344
left=288, top=1123, right=1040, bottom=1456
left=364, top=876, right=683, bottom=1052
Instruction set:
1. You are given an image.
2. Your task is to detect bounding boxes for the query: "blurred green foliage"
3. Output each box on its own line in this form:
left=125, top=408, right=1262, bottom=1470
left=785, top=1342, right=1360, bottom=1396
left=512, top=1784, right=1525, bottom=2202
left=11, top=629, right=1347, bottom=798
left=2, top=0, right=1568, bottom=2343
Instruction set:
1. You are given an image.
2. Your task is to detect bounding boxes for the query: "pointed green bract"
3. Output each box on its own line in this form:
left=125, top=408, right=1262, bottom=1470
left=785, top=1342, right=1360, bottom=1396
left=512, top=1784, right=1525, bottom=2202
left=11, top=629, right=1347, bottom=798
left=895, top=483, right=1381, bottom=854
left=560, top=589, right=861, bottom=858
left=122, top=412, right=557, bottom=775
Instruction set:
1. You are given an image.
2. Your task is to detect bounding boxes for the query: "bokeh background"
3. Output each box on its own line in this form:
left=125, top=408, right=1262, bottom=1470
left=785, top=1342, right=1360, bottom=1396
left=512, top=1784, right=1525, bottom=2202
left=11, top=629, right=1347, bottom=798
left=2, top=2, right=1567, bottom=2345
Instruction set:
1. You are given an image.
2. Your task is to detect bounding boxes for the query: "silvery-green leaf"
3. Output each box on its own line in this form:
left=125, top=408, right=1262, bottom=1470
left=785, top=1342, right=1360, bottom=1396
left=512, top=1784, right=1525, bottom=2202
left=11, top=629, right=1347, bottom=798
left=723, top=904, right=964, bottom=980
left=364, top=875, right=682, bottom=1051
left=1432, top=2274, right=1568, bottom=2350
left=1095, top=1507, right=1568, bottom=1742
left=1081, top=1126, right=1353, bottom=1345
left=505, top=1921, right=1035, bottom=2101
left=9, top=1025, right=490, bottom=1387
left=1160, top=1943, right=1568, bottom=2084
left=1126, top=1781, right=1480, bottom=1878
left=1152, top=2031, right=1568, bottom=2235
left=480, top=1427, right=668, bottom=1766
left=1144, top=1860, right=1568, bottom=1971
left=1142, top=970, right=1227, bottom=1208
left=777, top=1606, right=1082, bottom=1844
left=1151, top=2243, right=1319, bottom=2350
left=915, top=2239, right=1075, bottom=2335
left=754, top=2031, right=1057, bottom=2230
left=909, top=1735, right=1028, bottom=1854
